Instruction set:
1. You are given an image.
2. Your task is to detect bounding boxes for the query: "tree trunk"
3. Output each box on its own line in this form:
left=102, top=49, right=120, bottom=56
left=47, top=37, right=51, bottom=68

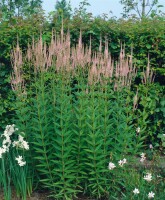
left=142, top=0, right=146, bottom=18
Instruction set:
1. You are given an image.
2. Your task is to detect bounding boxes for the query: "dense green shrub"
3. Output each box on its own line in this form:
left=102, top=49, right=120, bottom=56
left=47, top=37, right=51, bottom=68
left=0, top=16, right=46, bottom=130
left=0, top=63, right=15, bottom=131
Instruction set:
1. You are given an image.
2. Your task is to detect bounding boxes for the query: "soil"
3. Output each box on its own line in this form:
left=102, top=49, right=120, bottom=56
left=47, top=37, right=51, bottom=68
left=0, top=190, right=50, bottom=200
left=0, top=190, right=93, bottom=200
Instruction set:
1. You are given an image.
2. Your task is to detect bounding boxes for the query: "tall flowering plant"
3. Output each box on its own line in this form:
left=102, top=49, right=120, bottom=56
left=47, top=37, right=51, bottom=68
left=0, top=124, right=29, bottom=200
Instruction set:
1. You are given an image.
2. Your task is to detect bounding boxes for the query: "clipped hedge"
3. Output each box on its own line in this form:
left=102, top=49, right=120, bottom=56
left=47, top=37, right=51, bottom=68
left=69, top=17, right=165, bottom=77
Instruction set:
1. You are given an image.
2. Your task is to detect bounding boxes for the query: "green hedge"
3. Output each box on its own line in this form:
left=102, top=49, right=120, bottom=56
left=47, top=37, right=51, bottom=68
left=0, top=16, right=44, bottom=130
left=69, top=17, right=165, bottom=76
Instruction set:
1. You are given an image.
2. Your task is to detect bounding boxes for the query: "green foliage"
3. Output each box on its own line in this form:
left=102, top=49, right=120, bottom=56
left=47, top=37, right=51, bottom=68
left=0, top=63, right=15, bottom=131
left=119, top=0, right=163, bottom=19
left=0, top=9, right=164, bottom=135
left=83, top=85, right=108, bottom=198
left=135, top=83, right=165, bottom=148
left=0, top=156, right=11, bottom=200
left=74, top=0, right=91, bottom=21
left=0, top=14, right=46, bottom=130
left=51, top=0, right=72, bottom=29
left=20, top=72, right=78, bottom=199
left=107, top=154, right=165, bottom=200
left=67, top=17, right=165, bottom=76
left=0, top=0, right=43, bottom=20
left=12, top=64, right=158, bottom=199
left=55, top=0, right=72, bottom=19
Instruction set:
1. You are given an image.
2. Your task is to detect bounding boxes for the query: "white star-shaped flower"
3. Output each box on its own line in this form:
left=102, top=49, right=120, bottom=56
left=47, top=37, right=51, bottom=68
left=144, top=173, right=152, bottom=182
left=148, top=191, right=155, bottom=199
left=108, top=162, right=116, bottom=170
left=133, top=188, right=140, bottom=194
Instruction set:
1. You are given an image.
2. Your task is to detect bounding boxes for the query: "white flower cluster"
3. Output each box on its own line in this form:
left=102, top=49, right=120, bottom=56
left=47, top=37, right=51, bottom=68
left=144, top=173, right=152, bottom=182
left=3, top=124, right=16, bottom=137
left=15, top=155, right=26, bottom=167
left=108, top=152, right=155, bottom=199
left=0, top=124, right=16, bottom=158
left=140, top=153, right=146, bottom=162
left=108, top=158, right=127, bottom=170
left=118, top=158, right=127, bottom=167
left=13, top=134, right=29, bottom=150
left=0, top=125, right=29, bottom=167
left=132, top=156, right=154, bottom=198
left=133, top=188, right=155, bottom=199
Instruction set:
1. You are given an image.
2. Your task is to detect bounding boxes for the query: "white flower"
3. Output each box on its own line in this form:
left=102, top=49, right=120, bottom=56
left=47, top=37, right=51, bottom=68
left=12, top=141, right=19, bottom=147
left=0, top=125, right=22, bottom=159
left=140, top=157, right=146, bottom=162
left=149, top=144, right=153, bottom=149
left=15, top=155, right=23, bottom=163
left=118, top=158, right=127, bottom=167
left=3, top=124, right=15, bottom=137
left=18, top=135, right=24, bottom=142
left=15, top=155, right=26, bottom=167
left=2, top=145, right=9, bottom=152
left=136, top=127, right=140, bottom=133
left=118, top=160, right=123, bottom=166
left=148, top=191, right=155, bottom=198
left=0, top=147, right=6, bottom=158
left=140, top=153, right=146, bottom=162
left=133, top=188, right=140, bottom=194
left=22, top=140, right=29, bottom=150
left=141, top=153, right=145, bottom=157
left=144, top=173, right=152, bottom=182
left=108, top=162, right=116, bottom=170
left=19, top=160, right=26, bottom=167
left=12, top=135, right=29, bottom=150
left=2, top=136, right=11, bottom=148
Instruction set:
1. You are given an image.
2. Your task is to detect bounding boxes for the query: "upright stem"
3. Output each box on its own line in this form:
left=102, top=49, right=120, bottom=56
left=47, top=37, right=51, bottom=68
left=142, top=0, right=146, bottom=18
left=1, top=157, right=11, bottom=200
